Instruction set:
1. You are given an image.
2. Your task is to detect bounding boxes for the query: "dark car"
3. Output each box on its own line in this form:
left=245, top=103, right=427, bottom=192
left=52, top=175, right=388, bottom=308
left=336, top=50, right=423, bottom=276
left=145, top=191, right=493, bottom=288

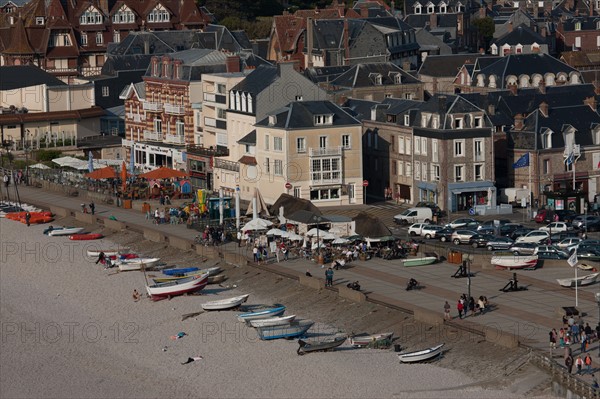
left=578, top=248, right=600, bottom=261
left=436, top=227, right=455, bottom=242
left=580, top=220, right=600, bottom=232
left=537, top=250, right=569, bottom=260
left=469, top=233, right=495, bottom=248
left=549, top=231, right=580, bottom=242
left=477, top=226, right=496, bottom=235
left=555, top=210, right=578, bottom=223
left=485, top=236, right=514, bottom=251
left=510, top=228, right=534, bottom=240
left=415, top=201, right=445, bottom=217
left=480, top=219, right=511, bottom=228
left=499, top=223, right=523, bottom=237
left=579, top=240, right=600, bottom=251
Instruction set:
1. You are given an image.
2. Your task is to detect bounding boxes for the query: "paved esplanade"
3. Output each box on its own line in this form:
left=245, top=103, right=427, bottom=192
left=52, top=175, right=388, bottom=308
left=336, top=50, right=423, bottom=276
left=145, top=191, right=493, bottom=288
left=9, top=185, right=600, bottom=353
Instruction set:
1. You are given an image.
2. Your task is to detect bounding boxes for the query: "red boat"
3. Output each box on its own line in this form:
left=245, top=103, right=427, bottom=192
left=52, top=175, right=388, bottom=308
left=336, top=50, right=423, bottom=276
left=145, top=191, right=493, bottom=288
left=6, top=211, right=52, bottom=220
left=108, top=253, right=138, bottom=260
left=19, top=215, right=54, bottom=224
left=69, top=233, right=103, bottom=240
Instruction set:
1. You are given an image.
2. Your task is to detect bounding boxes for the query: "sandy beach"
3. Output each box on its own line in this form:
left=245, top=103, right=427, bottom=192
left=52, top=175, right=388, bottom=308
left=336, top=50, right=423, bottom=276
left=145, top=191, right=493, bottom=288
left=0, top=217, right=549, bottom=398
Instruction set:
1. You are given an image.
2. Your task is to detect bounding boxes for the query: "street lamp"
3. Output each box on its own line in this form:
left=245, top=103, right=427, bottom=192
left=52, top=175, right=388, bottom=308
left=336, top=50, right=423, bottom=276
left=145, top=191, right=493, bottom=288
left=595, top=292, right=600, bottom=357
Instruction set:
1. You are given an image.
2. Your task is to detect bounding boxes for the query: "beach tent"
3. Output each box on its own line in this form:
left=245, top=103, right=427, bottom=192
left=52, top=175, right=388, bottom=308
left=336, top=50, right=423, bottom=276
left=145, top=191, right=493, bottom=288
left=305, top=228, right=329, bottom=237
left=139, top=166, right=188, bottom=179
left=332, top=237, right=350, bottom=245
left=246, top=188, right=270, bottom=217
left=266, top=228, right=284, bottom=236
left=85, top=166, right=117, bottom=179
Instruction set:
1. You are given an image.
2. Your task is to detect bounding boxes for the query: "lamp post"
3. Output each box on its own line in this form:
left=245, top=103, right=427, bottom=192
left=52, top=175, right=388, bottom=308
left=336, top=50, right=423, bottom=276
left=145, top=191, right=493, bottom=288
left=595, top=292, right=600, bottom=357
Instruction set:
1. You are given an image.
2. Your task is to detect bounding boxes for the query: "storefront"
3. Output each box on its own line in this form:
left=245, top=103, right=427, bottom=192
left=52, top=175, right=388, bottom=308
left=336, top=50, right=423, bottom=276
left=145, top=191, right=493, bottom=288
left=122, top=140, right=186, bottom=172
left=543, top=191, right=586, bottom=213
left=448, top=181, right=496, bottom=212
left=417, top=181, right=439, bottom=206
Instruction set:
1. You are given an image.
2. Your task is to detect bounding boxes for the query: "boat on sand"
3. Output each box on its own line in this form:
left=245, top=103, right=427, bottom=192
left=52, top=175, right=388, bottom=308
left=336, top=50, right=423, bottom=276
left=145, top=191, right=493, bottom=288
left=249, top=315, right=296, bottom=328
left=145, top=273, right=209, bottom=301
left=255, top=320, right=314, bottom=340
left=491, top=255, right=538, bottom=270
left=201, top=294, right=249, bottom=311
left=297, top=336, right=346, bottom=355
left=402, top=256, right=437, bottom=267
left=398, top=343, right=444, bottom=363
left=237, top=306, right=286, bottom=322
left=557, top=273, right=600, bottom=288
left=349, top=332, right=393, bottom=347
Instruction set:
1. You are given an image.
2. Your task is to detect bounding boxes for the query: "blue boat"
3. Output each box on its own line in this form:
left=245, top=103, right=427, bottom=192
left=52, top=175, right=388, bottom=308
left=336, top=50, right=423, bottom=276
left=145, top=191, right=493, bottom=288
left=255, top=320, right=314, bottom=340
left=237, top=306, right=286, bottom=322
left=163, top=267, right=199, bottom=276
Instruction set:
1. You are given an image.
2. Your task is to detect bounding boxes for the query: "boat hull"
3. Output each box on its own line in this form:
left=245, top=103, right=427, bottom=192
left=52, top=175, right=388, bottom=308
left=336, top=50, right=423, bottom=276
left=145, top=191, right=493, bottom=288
left=402, top=256, right=437, bottom=267
left=491, top=255, right=538, bottom=270
left=255, top=320, right=314, bottom=340
left=297, top=336, right=346, bottom=355
left=237, top=306, right=286, bottom=322
left=117, top=258, right=160, bottom=271
left=398, top=343, right=444, bottom=363
left=86, top=249, right=122, bottom=257
left=146, top=274, right=209, bottom=301
left=350, top=332, right=394, bottom=347
left=69, top=233, right=103, bottom=241
left=207, top=274, right=226, bottom=284
left=48, top=227, right=85, bottom=236
left=249, top=315, right=296, bottom=328
left=557, top=273, right=600, bottom=288
left=163, top=267, right=200, bottom=276
left=201, top=294, right=249, bottom=311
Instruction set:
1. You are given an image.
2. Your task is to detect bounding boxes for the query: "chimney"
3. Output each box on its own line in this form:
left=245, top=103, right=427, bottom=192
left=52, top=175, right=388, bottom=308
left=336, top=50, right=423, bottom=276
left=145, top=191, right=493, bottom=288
left=539, top=101, right=549, bottom=116
left=488, top=103, right=496, bottom=115
left=438, top=95, right=447, bottom=111
left=514, top=113, right=524, bottom=130
left=306, top=18, right=313, bottom=68
left=508, top=83, right=518, bottom=95
left=360, top=4, right=369, bottom=17
left=534, top=79, right=546, bottom=94
left=584, top=96, right=598, bottom=111
left=544, top=0, right=553, bottom=14
left=343, top=18, right=350, bottom=65
left=226, top=55, right=241, bottom=73
left=507, top=21, right=513, bottom=32
left=429, top=13, right=437, bottom=29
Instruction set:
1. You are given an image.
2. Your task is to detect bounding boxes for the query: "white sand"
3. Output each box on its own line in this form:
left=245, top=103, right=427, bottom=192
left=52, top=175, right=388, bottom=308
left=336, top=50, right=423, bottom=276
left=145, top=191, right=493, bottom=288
left=0, top=218, right=533, bottom=398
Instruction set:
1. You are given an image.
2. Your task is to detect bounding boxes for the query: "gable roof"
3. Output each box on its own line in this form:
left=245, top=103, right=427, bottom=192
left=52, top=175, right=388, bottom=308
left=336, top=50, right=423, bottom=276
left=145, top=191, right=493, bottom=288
left=304, top=65, right=353, bottom=84
left=418, top=53, right=481, bottom=77
left=0, top=65, right=65, bottom=90
left=237, top=130, right=256, bottom=145
left=230, top=64, right=279, bottom=95
left=352, top=211, right=392, bottom=238
left=255, top=100, right=361, bottom=130
left=329, top=62, right=420, bottom=88
left=494, top=24, right=546, bottom=46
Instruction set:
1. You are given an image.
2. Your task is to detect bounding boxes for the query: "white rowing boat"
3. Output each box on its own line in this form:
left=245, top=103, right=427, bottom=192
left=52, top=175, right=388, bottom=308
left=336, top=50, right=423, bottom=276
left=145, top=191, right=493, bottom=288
left=87, top=249, right=124, bottom=257
left=557, top=273, right=600, bottom=288
left=398, top=343, right=444, bottom=363
left=201, top=294, right=249, bottom=311
left=491, top=255, right=538, bottom=269
left=116, top=257, right=160, bottom=271
left=47, top=227, right=84, bottom=236
left=146, top=273, right=209, bottom=301
left=249, top=315, right=296, bottom=328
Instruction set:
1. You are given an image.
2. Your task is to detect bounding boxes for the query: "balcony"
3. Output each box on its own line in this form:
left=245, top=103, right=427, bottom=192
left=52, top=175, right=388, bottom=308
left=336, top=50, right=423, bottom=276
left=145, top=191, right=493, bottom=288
left=203, top=92, right=227, bottom=104
left=143, top=130, right=162, bottom=141
left=143, top=102, right=162, bottom=112
left=164, top=134, right=186, bottom=145
left=204, top=117, right=227, bottom=130
left=164, top=103, right=186, bottom=115
left=133, top=114, right=144, bottom=123
left=214, top=158, right=239, bottom=172
left=187, top=145, right=229, bottom=157
left=310, top=175, right=343, bottom=186
left=309, top=146, right=342, bottom=157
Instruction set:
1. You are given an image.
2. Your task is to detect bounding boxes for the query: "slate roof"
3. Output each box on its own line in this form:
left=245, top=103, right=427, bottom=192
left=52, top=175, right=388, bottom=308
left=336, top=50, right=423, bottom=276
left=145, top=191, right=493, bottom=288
left=418, top=54, right=481, bottom=77
left=517, top=104, right=600, bottom=149
left=329, top=62, right=420, bottom=88
left=414, top=94, right=492, bottom=129
left=310, top=19, right=345, bottom=50
left=304, top=65, right=353, bottom=84
left=493, top=24, right=546, bottom=46
left=255, top=101, right=361, bottom=130
left=0, top=65, right=64, bottom=90
left=230, top=64, right=279, bottom=95
left=237, top=130, right=256, bottom=145
left=353, top=211, right=391, bottom=238
left=560, top=50, right=600, bottom=68
left=340, top=98, right=379, bottom=121
left=414, top=28, right=452, bottom=54
left=560, top=16, right=600, bottom=31
left=0, top=0, right=29, bottom=6
left=100, top=54, right=154, bottom=76
left=476, top=54, right=579, bottom=88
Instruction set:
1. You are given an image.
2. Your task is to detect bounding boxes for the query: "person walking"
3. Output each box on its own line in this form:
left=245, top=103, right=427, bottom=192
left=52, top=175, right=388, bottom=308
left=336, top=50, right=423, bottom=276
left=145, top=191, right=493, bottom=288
left=581, top=331, right=588, bottom=353
left=325, top=267, right=334, bottom=287
left=576, top=355, right=584, bottom=374
left=566, top=354, right=574, bottom=374
left=572, top=322, right=580, bottom=343
left=89, top=201, right=95, bottom=215
left=468, top=296, right=476, bottom=317
left=457, top=299, right=464, bottom=319
left=549, top=328, right=557, bottom=350
left=25, top=211, right=31, bottom=227
left=585, top=354, right=593, bottom=374
left=252, top=246, right=259, bottom=263
left=444, top=301, right=451, bottom=320
left=282, top=244, right=288, bottom=261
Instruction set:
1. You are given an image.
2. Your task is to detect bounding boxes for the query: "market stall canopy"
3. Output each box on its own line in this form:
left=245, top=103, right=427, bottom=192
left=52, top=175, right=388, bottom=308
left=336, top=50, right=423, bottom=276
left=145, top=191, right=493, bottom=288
left=53, top=156, right=124, bottom=170
left=246, top=188, right=270, bottom=217
left=241, top=218, right=273, bottom=231
left=332, top=237, right=350, bottom=245
left=85, top=166, right=116, bottom=179
left=266, top=228, right=284, bottom=236
left=352, top=212, right=392, bottom=239
left=139, top=166, right=188, bottom=179
left=306, top=228, right=329, bottom=237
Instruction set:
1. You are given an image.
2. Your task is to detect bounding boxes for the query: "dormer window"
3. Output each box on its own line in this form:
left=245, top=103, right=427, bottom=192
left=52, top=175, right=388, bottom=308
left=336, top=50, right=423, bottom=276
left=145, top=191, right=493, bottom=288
left=454, top=117, right=463, bottom=129
left=432, top=116, right=439, bottom=129
left=81, top=33, right=88, bottom=46
left=456, top=2, right=464, bottom=12
left=414, top=2, right=422, bottom=14
left=314, top=114, right=333, bottom=125
left=268, top=115, right=277, bottom=126
left=148, top=4, right=170, bottom=23
left=36, top=16, right=45, bottom=25
left=404, top=115, right=410, bottom=126
left=426, top=2, right=435, bottom=13
left=515, top=44, right=523, bottom=54
left=474, top=116, right=483, bottom=128
left=113, top=30, right=120, bottom=43
left=96, top=32, right=103, bottom=44
left=392, top=73, right=402, bottom=84
left=113, top=5, right=135, bottom=23
left=80, top=7, right=103, bottom=25
left=543, top=130, right=553, bottom=149
left=371, top=73, right=382, bottom=85
left=439, top=2, right=447, bottom=13
left=575, top=21, right=581, bottom=31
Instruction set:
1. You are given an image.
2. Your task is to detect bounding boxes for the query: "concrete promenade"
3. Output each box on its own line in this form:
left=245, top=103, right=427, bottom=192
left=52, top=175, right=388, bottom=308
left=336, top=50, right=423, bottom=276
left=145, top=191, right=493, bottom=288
left=7, top=184, right=600, bottom=356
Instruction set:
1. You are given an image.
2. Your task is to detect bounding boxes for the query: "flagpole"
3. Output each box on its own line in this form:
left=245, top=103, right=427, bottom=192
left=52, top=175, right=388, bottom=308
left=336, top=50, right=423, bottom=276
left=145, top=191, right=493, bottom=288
left=528, top=152, right=532, bottom=219
left=575, top=263, right=578, bottom=307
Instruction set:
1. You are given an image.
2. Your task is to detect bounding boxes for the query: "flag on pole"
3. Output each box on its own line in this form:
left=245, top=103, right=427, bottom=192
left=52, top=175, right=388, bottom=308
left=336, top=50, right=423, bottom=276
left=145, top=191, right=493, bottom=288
left=513, top=153, right=529, bottom=169
left=565, top=153, right=575, bottom=166
left=567, top=250, right=578, bottom=268
left=87, top=151, right=94, bottom=172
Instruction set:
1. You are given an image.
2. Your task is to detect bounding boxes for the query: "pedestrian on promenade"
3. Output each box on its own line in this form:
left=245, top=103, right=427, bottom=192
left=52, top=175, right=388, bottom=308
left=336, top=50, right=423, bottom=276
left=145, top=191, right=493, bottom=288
left=132, top=289, right=141, bottom=302
left=25, top=211, right=31, bottom=227
left=566, top=354, right=574, bottom=374
left=142, top=202, right=151, bottom=220
left=444, top=301, right=451, bottom=320
left=576, top=355, right=584, bottom=374
left=572, top=323, right=580, bottom=343
left=468, top=296, right=475, bottom=317
left=282, top=244, right=288, bottom=261
left=253, top=246, right=259, bottom=263
left=585, top=354, right=593, bottom=374
left=237, top=231, right=242, bottom=247
left=89, top=201, right=95, bottom=215
left=477, top=296, right=485, bottom=315
left=581, top=331, right=588, bottom=353
left=457, top=299, right=464, bottom=319
left=3, top=172, right=9, bottom=188
left=325, top=267, right=334, bottom=287
left=549, top=329, right=557, bottom=349
left=275, top=245, right=280, bottom=263
left=81, top=203, right=88, bottom=213
left=154, top=208, right=160, bottom=224
left=585, top=323, right=593, bottom=339
left=559, top=328, right=565, bottom=347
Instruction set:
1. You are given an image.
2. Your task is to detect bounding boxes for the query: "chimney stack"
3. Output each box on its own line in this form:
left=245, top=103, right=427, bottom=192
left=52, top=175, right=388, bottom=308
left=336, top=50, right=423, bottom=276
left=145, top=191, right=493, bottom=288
left=539, top=101, right=549, bottom=116
left=429, top=13, right=437, bottom=29
left=584, top=96, right=598, bottom=111
left=360, top=4, right=369, bottom=17
left=306, top=17, right=314, bottom=68
left=508, top=83, right=518, bottom=96
left=226, top=55, right=241, bottom=73
left=439, top=95, right=447, bottom=112
left=514, top=113, right=524, bottom=130
left=343, top=18, right=350, bottom=65
left=507, top=21, right=513, bottom=32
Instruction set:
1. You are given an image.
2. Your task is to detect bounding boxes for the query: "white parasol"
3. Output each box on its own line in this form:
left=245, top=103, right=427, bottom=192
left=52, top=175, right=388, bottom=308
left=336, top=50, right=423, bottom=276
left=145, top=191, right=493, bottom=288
left=266, top=228, right=284, bottom=236
left=241, top=218, right=273, bottom=231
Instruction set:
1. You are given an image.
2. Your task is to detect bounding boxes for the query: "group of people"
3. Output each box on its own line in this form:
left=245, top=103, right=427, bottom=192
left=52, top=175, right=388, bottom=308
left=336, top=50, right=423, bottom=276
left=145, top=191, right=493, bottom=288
left=252, top=241, right=289, bottom=264
left=80, top=202, right=96, bottom=215
left=454, top=294, right=488, bottom=319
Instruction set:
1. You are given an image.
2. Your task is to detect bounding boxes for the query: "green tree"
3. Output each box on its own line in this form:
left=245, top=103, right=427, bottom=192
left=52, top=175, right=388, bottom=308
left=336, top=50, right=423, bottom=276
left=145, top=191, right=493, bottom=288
left=36, top=150, right=62, bottom=162
left=472, top=17, right=495, bottom=51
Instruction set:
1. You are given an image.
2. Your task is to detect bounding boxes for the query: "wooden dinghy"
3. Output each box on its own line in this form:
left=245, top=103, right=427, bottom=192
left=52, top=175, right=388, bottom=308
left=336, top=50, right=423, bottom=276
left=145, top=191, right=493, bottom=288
left=402, top=256, right=437, bottom=267
left=69, top=233, right=103, bottom=240
left=297, top=336, right=346, bottom=355
left=349, top=332, right=393, bottom=348
left=145, top=273, right=209, bottom=301
left=491, top=255, right=538, bottom=270
left=249, top=315, right=296, bottom=328
left=47, top=227, right=85, bottom=236
left=237, top=306, right=286, bottom=322
left=201, top=294, right=249, bottom=311
left=255, top=320, right=314, bottom=341
left=398, top=343, right=444, bottom=363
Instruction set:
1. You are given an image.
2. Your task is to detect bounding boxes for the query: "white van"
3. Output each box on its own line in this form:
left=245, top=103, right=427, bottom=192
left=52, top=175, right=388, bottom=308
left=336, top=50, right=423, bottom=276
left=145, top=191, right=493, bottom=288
left=393, top=207, right=433, bottom=225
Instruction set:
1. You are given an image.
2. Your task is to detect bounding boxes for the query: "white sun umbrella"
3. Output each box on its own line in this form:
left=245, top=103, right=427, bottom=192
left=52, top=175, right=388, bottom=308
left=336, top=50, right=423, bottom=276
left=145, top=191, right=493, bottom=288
left=311, top=242, right=326, bottom=250
left=267, top=228, right=284, bottom=236
left=241, top=218, right=273, bottom=231
left=306, top=228, right=329, bottom=237
left=332, top=237, right=350, bottom=245
left=29, top=163, right=51, bottom=170
left=322, top=232, right=337, bottom=240
left=288, top=233, right=303, bottom=241
left=280, top=230, right=291, bottom=238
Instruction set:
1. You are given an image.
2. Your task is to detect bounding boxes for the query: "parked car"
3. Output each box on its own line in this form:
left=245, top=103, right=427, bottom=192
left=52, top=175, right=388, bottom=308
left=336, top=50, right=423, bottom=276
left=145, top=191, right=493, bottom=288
left=509, top=243, right=539, bottom=255
left=515, top=230, right=550, bottom=244
left=485, top=236, right=514, bottom=251
left=537, top=250, right=569, bottom=260
left=537, top=245, right=569, bottom=257
left=447, top=218, right=478, bottom=229
left=408, top=223, right=428, bottom=236
left=468, top=234, right=496, bottom=248
left=538, top=222, right=571, bottom=233
left=534, top=209, right=549, bottom=223
left=420, top=225, right=444, bottom=239
left=394, top=207, right=433, bottom=225
left=477, top=226, right=496, bottom=235
left=572, top=215, right=600, bottom=229
left=499, top=223, right=523, bottom=237
left=556, top=238, right=582, bottom=250
left=510, top=227, right=535, bottom=240
left=436, top=227, right=455, bottom=242
left=578, top=248, right=600, bottom=261
left=555, top=210, right=578, bottom=223
left=582, top=220, right=600, bottom=232
left=451, top=230, right=479, bottom=245
left=479, top=220, right=511, bottom=229
left=579, top=240, right=600, bottom=251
